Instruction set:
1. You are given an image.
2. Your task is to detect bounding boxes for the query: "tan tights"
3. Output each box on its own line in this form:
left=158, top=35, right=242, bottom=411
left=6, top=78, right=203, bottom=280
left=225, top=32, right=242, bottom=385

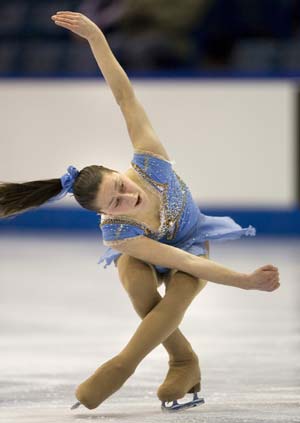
left=119, top=257, right=199, bottom=362
left=75, top=245, right=209, bottom=409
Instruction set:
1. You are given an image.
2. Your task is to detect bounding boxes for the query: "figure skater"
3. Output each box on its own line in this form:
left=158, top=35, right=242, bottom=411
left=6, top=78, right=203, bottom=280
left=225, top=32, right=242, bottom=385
left=0, top=11, right=280, bottom=412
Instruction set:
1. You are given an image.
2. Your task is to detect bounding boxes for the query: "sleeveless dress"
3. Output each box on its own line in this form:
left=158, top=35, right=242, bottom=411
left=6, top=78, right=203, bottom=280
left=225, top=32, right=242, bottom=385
left=98, top=150, right=256, bottom=274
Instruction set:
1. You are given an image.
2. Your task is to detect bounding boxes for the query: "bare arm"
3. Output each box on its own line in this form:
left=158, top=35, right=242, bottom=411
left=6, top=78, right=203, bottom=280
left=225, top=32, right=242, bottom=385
left=87, top=29, right=133, bottom=106
left=109, top=236, right=280, bottom=292
left=88, top=29, right=170, bottom=159
left=51, top=11, right=170, bottom=159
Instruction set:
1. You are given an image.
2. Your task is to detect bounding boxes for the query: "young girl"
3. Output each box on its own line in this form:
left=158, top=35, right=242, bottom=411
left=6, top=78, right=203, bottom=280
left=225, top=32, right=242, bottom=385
left=0, top=11, right=280, bottom=412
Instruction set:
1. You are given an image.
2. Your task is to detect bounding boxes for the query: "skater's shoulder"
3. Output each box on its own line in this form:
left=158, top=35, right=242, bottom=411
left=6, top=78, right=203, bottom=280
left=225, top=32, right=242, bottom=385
left=131, top=149, right=176, bottom=185
left=100, top=213, right=151, bottom=247
left=132, top=148, right=172, bottom=163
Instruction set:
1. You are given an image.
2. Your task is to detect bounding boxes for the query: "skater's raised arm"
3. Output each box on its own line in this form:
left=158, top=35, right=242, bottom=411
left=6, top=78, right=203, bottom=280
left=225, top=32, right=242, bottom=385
left=51, top=11, right=170, bottom=160
left=113, top=236, right=280, bottom=292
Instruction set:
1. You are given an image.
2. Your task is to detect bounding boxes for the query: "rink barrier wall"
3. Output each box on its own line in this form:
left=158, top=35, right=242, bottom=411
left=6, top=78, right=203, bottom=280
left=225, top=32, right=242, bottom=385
left=0, top=80, right=294, bottom=207
left=0, top=206, right=299, bottom=236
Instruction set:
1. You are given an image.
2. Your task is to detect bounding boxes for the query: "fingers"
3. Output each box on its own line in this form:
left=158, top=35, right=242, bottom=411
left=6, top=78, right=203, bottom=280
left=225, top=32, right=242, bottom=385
left=258, top=266, right=280, bottom=291
left=56, top=11, right=80, bottom=16
left=264, top=272, right=280, bottom=291
left=54, top=11, right=81, bottom=20
left=268, top=282, right=280, bottom=292
left=261, top=281, right=278, bottom=292
left=261, top=264, right=278, bottom=271
left=251, top=264, right=280, bottom=292
left=53, top=17, right=76, bottom=25
left=53, top=20, right=75, bottom=30
left=51, top=13, right=79, bottom=31
left=52, top=10, right=79, bottom=19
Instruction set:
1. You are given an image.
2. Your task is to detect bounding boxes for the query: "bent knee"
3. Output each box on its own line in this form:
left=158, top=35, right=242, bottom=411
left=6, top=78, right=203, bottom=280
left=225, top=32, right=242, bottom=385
left=117, top=254, right=157, bottom=292
left=167, top=271, right=207, bottom=297
left=165, top=252, right=209, bottom=295
left=185, top=274, right=207, bottom=295
left=117, top=254, right=150, bottom=276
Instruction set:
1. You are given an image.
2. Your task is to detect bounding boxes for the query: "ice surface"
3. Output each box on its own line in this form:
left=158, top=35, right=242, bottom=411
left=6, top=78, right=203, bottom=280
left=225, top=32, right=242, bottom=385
left=0, top=234, right=299, bottom=422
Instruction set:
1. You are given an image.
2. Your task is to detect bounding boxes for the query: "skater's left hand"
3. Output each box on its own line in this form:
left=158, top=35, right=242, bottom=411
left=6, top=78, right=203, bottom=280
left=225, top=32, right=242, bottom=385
left=51, top=11, right=100, bottom=41
left=246, top=264, right=280, bottom=292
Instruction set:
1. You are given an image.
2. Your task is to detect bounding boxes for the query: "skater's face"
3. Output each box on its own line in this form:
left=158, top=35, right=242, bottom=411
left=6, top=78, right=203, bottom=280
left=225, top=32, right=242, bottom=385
left=96, top=171, right=146, bottom=215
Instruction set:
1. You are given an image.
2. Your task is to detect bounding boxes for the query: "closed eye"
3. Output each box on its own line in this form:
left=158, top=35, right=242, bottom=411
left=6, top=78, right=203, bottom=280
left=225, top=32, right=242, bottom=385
left=113, top=181, right=125, bottom=208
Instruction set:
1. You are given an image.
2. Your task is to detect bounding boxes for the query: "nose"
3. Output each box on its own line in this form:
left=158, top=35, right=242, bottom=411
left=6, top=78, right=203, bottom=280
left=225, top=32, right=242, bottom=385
left=122, top=193, right=138, bottom=206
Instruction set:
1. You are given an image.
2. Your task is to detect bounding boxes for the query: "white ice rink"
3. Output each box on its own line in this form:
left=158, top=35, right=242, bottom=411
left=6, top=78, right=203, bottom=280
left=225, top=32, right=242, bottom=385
left=1, top=234, right=299, bottom=422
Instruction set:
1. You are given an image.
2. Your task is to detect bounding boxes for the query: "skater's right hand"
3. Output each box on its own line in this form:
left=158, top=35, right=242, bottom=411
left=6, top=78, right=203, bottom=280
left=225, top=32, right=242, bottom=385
left=245, top=265, right=280, bottom=291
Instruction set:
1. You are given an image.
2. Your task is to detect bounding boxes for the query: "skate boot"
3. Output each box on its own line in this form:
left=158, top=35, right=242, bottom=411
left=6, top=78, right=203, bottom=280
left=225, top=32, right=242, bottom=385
left=71, top=355, right=135, bottom=410
left=157, top=353, right=205, bottom=412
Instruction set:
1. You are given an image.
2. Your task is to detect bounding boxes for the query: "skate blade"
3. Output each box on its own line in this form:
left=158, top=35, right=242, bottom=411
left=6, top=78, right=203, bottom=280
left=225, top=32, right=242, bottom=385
left=161, top=393, right=205, bottom=412
left=70, top=401, right=81, bottom=410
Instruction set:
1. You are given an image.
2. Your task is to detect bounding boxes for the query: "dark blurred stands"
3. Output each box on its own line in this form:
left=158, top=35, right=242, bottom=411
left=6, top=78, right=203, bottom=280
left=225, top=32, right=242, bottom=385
left=194, top=0, right=300, bottom=72
left=0, top=0, right=300, bottom=76
left=0, top=0, right=98, bottom=75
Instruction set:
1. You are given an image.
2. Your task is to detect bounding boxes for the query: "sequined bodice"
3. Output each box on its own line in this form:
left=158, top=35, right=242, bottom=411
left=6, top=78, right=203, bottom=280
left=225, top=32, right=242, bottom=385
left=131, top=161, right=190, bottom=241
left=100, top=150, right=201, bottom=246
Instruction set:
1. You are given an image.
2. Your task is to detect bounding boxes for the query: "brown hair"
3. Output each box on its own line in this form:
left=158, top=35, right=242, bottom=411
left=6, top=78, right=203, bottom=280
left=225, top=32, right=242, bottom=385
left=0, top=165, right=115, bottom=219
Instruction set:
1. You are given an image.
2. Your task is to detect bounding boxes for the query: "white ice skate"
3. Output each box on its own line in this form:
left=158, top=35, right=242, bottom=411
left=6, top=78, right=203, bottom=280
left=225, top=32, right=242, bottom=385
left=161, top=392, right=205, bottom=412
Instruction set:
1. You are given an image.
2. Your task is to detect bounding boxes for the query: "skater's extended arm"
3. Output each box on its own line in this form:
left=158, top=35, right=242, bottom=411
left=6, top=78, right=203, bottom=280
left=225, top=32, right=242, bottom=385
left=113, top=236, right=280, bottom=292
left=51, top=11, right=170, bottom=160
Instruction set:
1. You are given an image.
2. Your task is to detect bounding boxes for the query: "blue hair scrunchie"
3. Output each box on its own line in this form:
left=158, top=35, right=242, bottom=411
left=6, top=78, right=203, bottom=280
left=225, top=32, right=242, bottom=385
left=48, top=165, right=79, bottom=202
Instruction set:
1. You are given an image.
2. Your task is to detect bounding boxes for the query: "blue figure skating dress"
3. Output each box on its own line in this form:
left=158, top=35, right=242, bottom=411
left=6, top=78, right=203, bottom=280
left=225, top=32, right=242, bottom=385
left=98, top=150, right=256, bottom=273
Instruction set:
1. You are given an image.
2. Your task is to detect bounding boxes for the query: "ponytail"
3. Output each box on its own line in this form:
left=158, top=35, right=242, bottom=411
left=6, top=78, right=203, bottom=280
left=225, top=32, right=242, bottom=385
left=0, top=164, right=116, bottom=219
left=0, top=179, right=62, bottom=219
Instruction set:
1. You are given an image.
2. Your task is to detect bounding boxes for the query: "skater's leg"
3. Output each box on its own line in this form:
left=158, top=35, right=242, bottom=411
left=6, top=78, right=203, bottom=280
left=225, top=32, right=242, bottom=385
left=156, top=242, right=210, bottom=401
left=117, top=253, right=196, bottom=362
left=118, top=253, right=207, bottom=402
left=117, top=241, right=210, bottom=362
left=76, top=260, right=209, bottom=409
left=118, top=260, right=208, bottom=367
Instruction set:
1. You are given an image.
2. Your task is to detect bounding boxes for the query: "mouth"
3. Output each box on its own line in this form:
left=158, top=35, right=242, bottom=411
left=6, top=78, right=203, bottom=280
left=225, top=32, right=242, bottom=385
left=135, top=194, right=141, bottom=207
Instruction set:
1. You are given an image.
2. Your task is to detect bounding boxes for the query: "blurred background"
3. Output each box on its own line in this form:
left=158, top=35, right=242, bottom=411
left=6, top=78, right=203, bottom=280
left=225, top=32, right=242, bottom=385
left=1, top=0, right=300, bottom=75
left=0, top=1, right=299, bottom=422
left=0, top=0, right=299, bottom=233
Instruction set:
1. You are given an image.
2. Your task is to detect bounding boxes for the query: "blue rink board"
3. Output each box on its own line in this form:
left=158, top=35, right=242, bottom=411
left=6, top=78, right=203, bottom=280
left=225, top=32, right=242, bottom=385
left=0, top=206, right=299, bottom=236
